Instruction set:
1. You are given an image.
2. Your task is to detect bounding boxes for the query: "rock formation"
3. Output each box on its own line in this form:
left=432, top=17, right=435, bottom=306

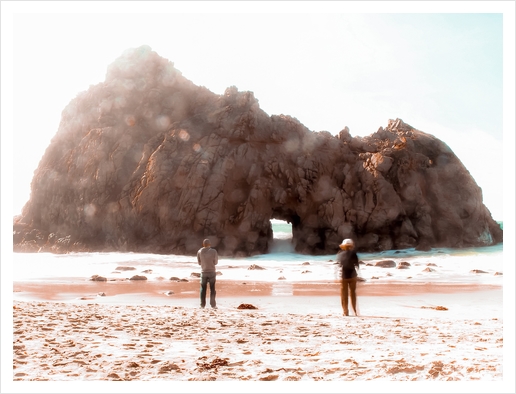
left=13, top=45, right=503, bottom=256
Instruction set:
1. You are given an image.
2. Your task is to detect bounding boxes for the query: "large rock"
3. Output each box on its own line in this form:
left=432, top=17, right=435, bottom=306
left=13, top=45, right=502, bottom=256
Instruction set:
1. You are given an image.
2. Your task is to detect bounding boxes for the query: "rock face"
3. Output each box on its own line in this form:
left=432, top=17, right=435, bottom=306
left=13, top=45, right=503, bottom=256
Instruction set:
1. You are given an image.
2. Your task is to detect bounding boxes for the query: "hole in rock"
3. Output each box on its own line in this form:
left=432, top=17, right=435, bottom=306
left=270, top=219, right=294, bottom=253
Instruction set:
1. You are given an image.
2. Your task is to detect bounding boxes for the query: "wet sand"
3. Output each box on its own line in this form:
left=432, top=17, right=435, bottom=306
left=13, top=278, right=501, bottom=301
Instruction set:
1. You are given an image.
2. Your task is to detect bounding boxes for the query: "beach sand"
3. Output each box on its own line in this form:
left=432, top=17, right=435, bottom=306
left=8, top=278, right=513, bottom=392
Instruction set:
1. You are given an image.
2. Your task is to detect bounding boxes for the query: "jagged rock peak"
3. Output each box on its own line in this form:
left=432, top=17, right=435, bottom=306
left=105, top=45, right=182, bottom=87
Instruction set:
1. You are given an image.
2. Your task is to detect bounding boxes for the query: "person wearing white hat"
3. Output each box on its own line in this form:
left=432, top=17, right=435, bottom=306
left=337, top=238, right=360, bottom=316
left=197, top=238, right=219, bottom=309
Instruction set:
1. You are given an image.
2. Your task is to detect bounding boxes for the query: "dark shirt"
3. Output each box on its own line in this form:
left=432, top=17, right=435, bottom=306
left=337, top=250, right=359, bottom=279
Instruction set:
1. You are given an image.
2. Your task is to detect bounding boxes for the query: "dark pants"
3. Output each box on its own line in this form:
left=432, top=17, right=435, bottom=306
left=341, top=277, right=357, bottom=316
left=200, top=272, right=217, bottom=308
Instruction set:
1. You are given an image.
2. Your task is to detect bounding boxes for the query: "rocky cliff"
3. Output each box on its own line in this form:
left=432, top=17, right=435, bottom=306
left=13, top=45, right=503, bottom=256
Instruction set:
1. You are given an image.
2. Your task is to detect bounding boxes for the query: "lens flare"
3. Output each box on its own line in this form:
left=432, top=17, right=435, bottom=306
left=125, top=115, right=136, bottom=126
left=155, top=115, right=170, bottom=130
left=179, top=129, right=190, bottom=141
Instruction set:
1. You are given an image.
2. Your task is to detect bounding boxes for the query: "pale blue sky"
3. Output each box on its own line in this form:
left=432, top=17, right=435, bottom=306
left=2, top=2, right=514, bottom=222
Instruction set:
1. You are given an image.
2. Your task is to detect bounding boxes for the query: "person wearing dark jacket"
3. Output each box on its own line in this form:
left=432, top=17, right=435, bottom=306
left=337, top=238, right=360, bottom=316
left=197, top=238, right=218, bottom=309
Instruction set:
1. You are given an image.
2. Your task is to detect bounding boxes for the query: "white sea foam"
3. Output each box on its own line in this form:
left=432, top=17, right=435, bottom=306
left=12, top=220, right=504, bottom=286
left=13, top=241, right=503, bottom=287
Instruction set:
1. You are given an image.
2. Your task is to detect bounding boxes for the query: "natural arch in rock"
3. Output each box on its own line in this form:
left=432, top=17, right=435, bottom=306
left=13, top=46, right=502, bottom=256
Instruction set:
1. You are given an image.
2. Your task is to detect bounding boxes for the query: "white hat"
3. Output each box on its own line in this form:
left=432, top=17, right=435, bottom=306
left=340, top=239, right=354, bottom=248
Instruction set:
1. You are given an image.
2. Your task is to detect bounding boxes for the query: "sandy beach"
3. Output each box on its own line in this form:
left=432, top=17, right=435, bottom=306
left=7, top=275, right=514, bottom=393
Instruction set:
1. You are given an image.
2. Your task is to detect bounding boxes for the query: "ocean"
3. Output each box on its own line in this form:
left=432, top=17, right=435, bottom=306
left=13, top=220, right=504, bottom=288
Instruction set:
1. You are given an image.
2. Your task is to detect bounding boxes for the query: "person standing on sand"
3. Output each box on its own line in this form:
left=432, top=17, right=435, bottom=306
left=197, top=238, right=218, bottom=309
left=337, top=238, right=360, bottom=316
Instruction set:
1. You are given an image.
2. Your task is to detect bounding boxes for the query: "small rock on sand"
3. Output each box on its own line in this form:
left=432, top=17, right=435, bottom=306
left=129, top=275, right=147, bottom=281
left=237, top=303, right=258, bottom=310
left=90, top=275, right=107, bottom=282
left=248, top=264, right=266, bottom=270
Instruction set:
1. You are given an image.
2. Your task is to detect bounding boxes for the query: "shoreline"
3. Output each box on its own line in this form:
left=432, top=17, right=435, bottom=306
left=13, top=278, right=502, bottom=300
left=12, top=280, right=504, bottom=320
left=13, top=279, right=503, bottom=302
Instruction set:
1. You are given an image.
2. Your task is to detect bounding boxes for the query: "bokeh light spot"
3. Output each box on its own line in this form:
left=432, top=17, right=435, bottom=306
left=179, top=129, right=190, bottom=141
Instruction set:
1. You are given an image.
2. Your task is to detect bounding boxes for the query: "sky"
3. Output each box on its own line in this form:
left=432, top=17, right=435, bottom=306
left=2, top=1, right=514, bottom=225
